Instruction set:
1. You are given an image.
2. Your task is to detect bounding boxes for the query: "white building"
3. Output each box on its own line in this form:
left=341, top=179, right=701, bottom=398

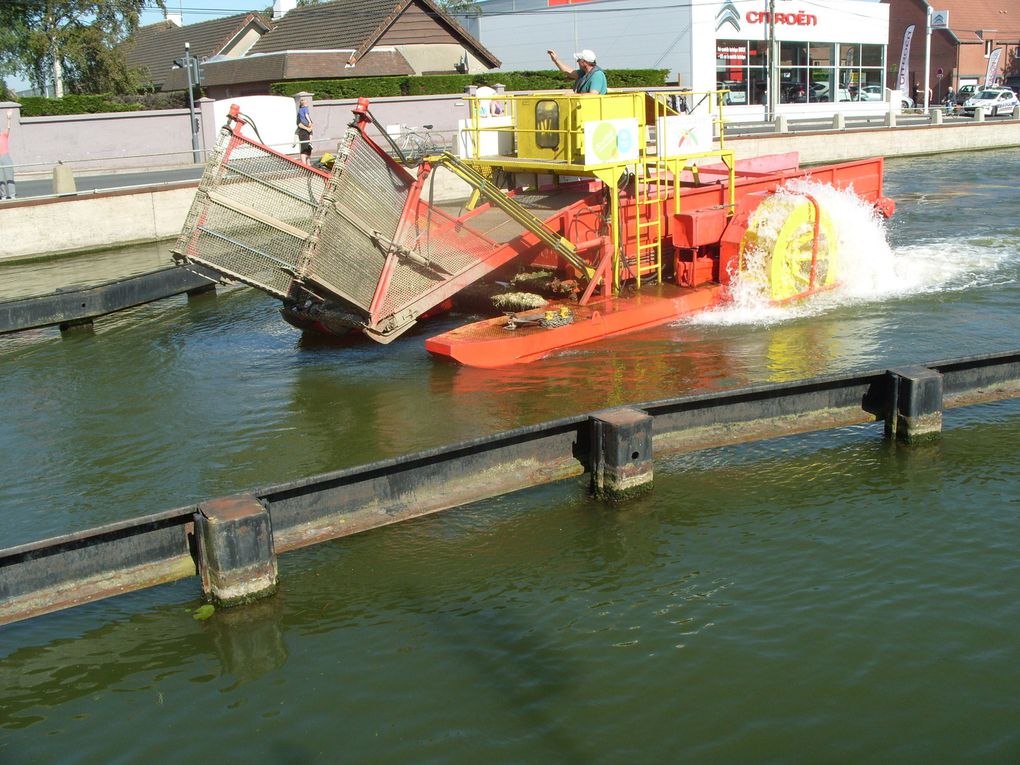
left=462, top=0, right=895, bottom=120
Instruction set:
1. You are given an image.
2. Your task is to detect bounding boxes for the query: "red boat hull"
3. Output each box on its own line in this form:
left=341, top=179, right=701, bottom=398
left=425, top=284, right=725, bottom=368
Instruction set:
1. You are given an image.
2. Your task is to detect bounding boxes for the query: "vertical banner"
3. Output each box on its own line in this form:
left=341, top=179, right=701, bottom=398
left=985, top=48, right=1003, bottom=87
left=896, top=25, right=915, bottom=96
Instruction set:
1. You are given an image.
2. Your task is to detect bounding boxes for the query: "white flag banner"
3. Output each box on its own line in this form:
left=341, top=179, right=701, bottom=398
left=897, top=25, right=915, bottom=96
left=985, top=47, right=1003, bottom=87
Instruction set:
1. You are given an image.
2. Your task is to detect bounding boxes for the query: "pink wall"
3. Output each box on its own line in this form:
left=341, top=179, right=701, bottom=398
left=2, top=92, right=476, bottom=180
left=2, top=103, right=197, bottom=176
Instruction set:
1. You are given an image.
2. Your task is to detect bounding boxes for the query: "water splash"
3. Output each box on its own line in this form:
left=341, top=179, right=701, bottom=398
left=690, top=178, right=1018, bottom=327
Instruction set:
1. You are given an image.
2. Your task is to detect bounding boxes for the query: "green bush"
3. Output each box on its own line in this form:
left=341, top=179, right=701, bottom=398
left=405, top=73, right=474, bottom=95
left=107, top=92, right=192, bottom=110
left=12, top=68, right=672, bottom=116
left=18, top=94, right=146, bottom=117
left=270, top=69, right=670, bottom=100
left=272, top=77, right=406, bottom=99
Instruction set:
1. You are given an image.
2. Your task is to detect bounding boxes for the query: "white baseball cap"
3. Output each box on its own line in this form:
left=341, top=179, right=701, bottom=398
left=574, top=49, right=597, bottom=64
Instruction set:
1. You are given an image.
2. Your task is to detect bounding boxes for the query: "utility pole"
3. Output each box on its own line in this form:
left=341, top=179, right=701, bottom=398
left=184, top=42, right=200, bottom=163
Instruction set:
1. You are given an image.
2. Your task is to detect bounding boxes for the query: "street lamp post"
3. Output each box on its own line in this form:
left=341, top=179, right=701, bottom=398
left=184, top=43, right=200, bottom=163
left=923, top=6, right=932, bottom=112
left=766, top=0, right=778, bottom=120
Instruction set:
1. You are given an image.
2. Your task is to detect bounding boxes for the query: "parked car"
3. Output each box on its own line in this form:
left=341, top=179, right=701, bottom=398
left=781, top=82, right=807, bottom=103
left=858, top=84, right=913, bottom=108
left=859, top=85, right=883, bottom=101
left=955, top=84, right=979, bottom=105
left=962, top=88, right=1020, bottom=117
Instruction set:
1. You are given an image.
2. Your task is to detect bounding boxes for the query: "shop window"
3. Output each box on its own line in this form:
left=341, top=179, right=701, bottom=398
left=716, top=40, right=765, bottom=105
left=535, top=101, right=559, bottom=149
left=781, top=42, right=808, bottom=67
left=861, top=44, right=882, bottom=67
left=809, top=43, right=834, bottom=66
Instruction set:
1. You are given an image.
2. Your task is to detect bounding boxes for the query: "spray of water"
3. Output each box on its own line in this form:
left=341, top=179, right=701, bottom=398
left=689, top=178, right=1016, bottom=327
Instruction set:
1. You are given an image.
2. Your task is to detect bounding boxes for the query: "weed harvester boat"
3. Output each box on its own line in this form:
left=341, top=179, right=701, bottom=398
left=173, top=92, right=894, bottom=367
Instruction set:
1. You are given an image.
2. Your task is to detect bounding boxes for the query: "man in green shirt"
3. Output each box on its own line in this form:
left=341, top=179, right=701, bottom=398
left=547, top=49, right=607, bottom=95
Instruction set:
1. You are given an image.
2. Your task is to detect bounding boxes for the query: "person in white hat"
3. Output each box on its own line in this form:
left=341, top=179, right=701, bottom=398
left=547, top=48, right=607, bottom=95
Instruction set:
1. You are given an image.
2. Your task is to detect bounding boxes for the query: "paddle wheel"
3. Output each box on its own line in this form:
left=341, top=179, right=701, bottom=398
left=173, top=91, right=894, bottom=367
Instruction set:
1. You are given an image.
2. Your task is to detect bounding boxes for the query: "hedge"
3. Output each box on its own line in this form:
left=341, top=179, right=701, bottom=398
left=17, top=95, right=148, bottom=117
left=271, top=69, right=669, bottom=99
left=13, top=69, right=670, bottom=116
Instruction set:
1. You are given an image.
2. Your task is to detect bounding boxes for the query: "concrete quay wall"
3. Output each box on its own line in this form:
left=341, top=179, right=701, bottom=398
left=728, top=118, right=1020, bottom=165
left=2, top=119, right=1019, bottom=262
left=1, top=184, right=197, bottom=261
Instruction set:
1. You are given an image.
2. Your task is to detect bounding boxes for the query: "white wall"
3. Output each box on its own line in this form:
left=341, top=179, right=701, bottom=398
left=212, top=95, right=303, bottom=157
left=474, top=0, right=695, bottom=85
left=470, top=0, right=889, bottom=111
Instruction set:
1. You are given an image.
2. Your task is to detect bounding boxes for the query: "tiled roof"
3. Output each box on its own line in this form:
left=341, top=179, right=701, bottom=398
left=250, top=0, right=399, bottom=54
left=125, top=13, right=271, bottom=88
left=202, top=49, right=416, bottom=87
left=249, top=0, right=499, bottom=67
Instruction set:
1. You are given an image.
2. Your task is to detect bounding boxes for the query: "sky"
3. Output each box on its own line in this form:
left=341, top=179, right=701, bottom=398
left=143, top=0, right=272, bottom=27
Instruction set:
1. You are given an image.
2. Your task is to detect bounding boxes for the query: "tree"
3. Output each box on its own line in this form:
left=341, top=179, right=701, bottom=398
left=0, top=0, right=160, bottom=98
left=438, top=0, right=479, bottom=12
left=64, top=25, right=146, bottom=95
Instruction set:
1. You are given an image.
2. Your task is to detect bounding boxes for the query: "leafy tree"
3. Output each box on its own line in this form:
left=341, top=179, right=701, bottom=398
left=0, top=0, right=161, bottom=98
left=438, top=0, right=479, bottom=13
left=63, top=24, right=146, bottom=94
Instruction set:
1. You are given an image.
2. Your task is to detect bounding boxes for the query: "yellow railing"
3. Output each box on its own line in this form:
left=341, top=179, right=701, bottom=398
left=458, top=88, right=738, bottom=293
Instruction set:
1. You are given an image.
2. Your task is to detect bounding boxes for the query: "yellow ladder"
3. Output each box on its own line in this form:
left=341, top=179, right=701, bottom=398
left=630, top=156, right=666, bottom=287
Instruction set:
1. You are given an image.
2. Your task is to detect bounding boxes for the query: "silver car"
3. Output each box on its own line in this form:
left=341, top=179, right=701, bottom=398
left=859, top=84, right=913, bottom=108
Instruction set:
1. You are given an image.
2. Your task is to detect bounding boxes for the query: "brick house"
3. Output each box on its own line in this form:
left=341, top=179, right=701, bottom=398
left=884, top=0, right=1020, bottom=103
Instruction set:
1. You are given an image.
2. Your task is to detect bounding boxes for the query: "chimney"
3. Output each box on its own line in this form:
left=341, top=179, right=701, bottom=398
left=273, top=0, right=297, bottom=20
left=165, top=11, right=182, bottom=26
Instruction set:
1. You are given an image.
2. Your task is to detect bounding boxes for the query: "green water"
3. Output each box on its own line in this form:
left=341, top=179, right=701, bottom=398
left=1, top=150, right=1019, bottom=762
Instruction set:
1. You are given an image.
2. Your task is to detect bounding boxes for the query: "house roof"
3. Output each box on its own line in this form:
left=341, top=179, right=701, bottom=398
left=248, top=0, right=500, bottom=68
left=898, top=0, right=1020, bottom=43
left=125, top=13, right=272, bottom=89
left=202, top=49, right=416, bottom=87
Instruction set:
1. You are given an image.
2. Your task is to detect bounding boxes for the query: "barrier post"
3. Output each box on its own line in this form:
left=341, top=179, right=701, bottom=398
left=590, top=408, right=654, bottom=501
left=196, top=495, right=278, bottom=606
left=52, top=161, right=76, bottom=195
left=886, top=367, right=944, bottom=443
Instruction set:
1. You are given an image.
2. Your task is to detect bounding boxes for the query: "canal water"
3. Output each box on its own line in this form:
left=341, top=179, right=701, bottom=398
left=2, top=149, right=1019, bottom=762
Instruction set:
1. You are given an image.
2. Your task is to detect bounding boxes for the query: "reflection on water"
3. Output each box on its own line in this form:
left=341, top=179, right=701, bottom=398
left=0, top=241, right=174, bottom=301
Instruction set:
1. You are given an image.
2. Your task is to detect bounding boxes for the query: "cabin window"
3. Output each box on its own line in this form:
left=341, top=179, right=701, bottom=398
left=535, top=100, right=560, bottom=149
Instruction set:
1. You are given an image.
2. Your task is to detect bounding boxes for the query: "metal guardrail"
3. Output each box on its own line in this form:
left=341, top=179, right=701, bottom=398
left=2, top=349, right=1019, bottom=625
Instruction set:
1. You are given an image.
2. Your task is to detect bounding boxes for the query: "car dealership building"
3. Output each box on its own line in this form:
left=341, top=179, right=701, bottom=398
left=462, top=0, right=897, bottom=120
